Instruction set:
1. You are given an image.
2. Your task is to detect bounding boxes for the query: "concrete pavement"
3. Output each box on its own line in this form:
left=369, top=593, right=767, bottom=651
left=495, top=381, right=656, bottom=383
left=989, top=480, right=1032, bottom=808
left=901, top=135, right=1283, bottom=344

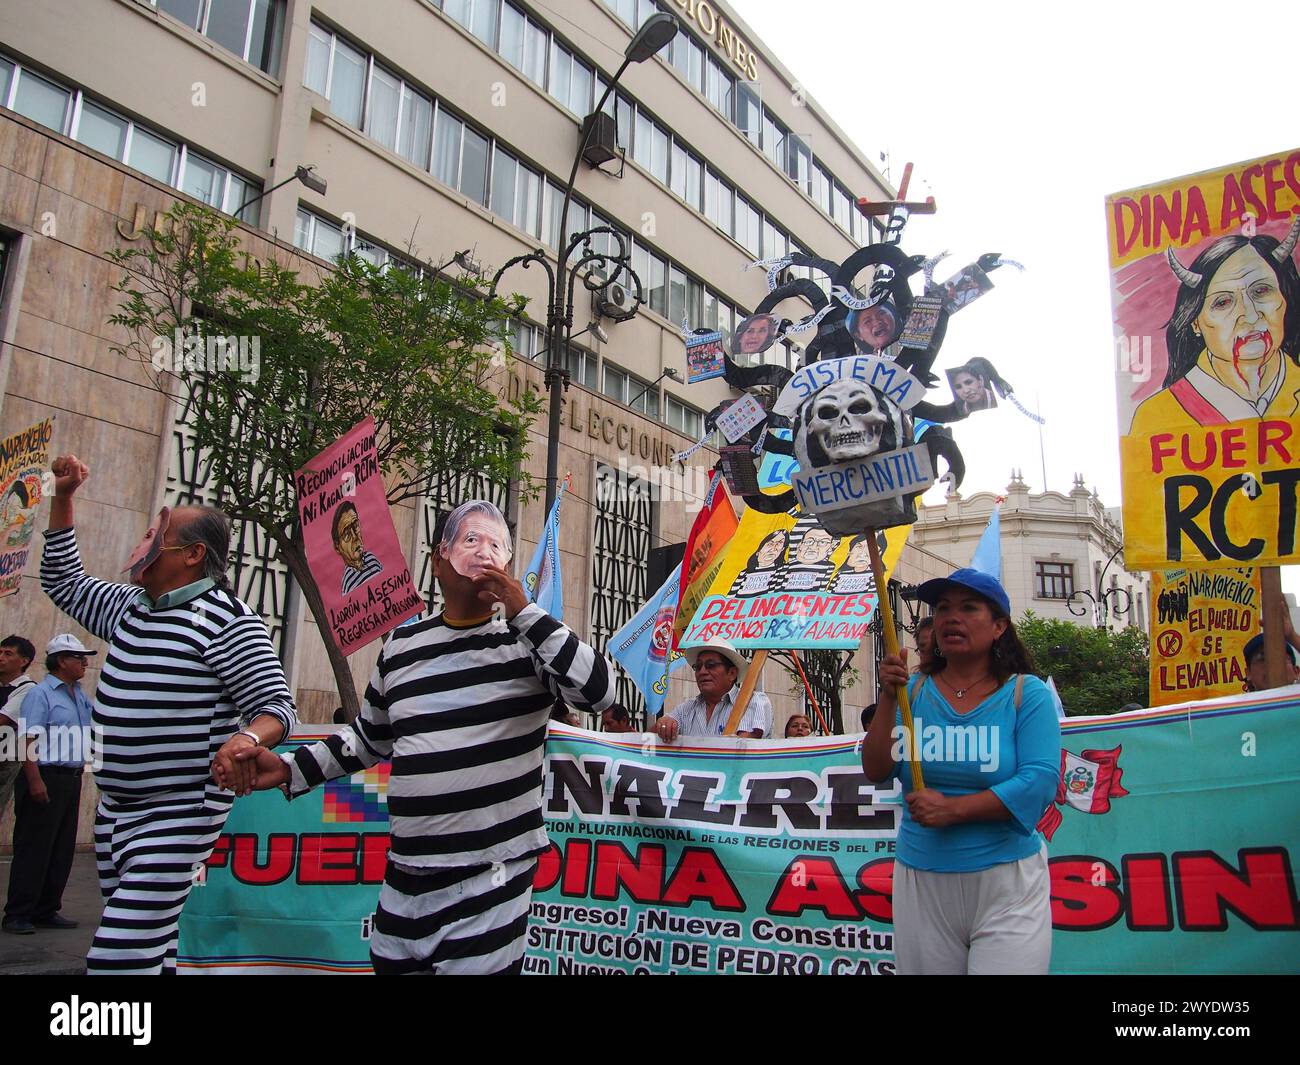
left=0, top=851, right=101, bottom=975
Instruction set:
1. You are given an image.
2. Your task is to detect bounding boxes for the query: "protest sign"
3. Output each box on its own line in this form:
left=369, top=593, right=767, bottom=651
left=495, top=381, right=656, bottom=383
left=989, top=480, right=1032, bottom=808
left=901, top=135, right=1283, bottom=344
left=177, top=688, right=1300, bottom=975
left=295, top=417, right=423, bottom=654
left=1148, top=566, right=1259, bottom=705
left=1108, top=148, right=1300, bottom=568
left=0, top=416, right=53, bottom=597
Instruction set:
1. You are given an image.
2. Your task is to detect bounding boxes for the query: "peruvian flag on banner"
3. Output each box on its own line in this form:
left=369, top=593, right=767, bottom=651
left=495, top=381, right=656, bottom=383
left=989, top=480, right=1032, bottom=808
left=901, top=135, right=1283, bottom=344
left=1036, top=746, right=1129, bottom=840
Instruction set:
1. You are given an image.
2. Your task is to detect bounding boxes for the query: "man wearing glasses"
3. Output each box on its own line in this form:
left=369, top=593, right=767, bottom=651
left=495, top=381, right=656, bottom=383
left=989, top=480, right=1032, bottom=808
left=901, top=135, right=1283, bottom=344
left=653, top=638, right=771, bottom=740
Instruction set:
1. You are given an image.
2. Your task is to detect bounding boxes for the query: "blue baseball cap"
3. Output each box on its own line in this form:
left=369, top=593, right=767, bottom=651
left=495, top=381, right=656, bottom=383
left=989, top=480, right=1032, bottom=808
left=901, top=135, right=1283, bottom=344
left=916, top=568, right=1012, bottom=617
left=1243, top=634, right=1296, bottom=666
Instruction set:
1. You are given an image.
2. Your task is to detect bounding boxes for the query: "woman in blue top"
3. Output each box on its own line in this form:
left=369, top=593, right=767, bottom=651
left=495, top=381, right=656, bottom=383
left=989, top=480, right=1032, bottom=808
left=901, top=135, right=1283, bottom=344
left=861, top=568, right=1061, bottom=974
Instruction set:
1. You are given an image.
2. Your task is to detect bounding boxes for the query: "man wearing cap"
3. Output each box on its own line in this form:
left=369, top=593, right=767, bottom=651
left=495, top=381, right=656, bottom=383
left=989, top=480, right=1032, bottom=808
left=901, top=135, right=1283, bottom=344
left=2, top=635, right=96, bottom=934
left=1243, top=615, right=1300, bottom=692
left=654, top=639, right=772, bottom=740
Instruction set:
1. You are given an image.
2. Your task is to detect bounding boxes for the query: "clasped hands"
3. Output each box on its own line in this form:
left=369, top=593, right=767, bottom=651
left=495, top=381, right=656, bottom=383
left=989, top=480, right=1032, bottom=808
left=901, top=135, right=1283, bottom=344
left=211, top=735, right=289, bottom=797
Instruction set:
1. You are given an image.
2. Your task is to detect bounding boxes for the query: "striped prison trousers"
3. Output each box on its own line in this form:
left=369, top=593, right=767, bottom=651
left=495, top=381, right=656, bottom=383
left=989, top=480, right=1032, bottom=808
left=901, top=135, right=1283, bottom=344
left=370, top=855, right=538, bottom=975
left=86, top=794, right=229, bottom=975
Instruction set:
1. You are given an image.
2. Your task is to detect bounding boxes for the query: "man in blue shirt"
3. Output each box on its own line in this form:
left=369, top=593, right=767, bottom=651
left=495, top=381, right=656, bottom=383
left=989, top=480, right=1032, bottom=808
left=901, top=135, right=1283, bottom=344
left=2, top=634, right=96, bottom=935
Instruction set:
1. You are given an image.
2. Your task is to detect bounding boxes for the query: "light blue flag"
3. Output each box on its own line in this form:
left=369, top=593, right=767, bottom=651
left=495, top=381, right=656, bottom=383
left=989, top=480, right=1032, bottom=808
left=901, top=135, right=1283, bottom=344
left=969, top=505, right=1002, bottom=580
left=609, top=562, right=687, bottom=719
left=523, top=485, right=565, bottom=619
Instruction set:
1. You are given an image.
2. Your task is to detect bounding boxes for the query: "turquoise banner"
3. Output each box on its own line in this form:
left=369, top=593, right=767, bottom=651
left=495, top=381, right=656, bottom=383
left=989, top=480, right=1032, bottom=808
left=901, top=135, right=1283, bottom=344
left=177, top=690, right=1300, bottom=974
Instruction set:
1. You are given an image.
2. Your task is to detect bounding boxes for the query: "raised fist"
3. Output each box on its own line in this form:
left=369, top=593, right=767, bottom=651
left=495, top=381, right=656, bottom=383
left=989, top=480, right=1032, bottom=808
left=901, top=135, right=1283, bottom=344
left=51, top=455, right=89, bottom=497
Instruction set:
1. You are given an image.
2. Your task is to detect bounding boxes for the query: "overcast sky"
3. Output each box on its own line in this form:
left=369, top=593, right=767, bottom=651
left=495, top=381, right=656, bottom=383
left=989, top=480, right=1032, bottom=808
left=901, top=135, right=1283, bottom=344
left=733, top=0, right=1300, bottom=596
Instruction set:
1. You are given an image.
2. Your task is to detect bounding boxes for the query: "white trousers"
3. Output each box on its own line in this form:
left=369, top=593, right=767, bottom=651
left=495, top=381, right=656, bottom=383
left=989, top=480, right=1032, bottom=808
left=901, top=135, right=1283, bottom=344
left=893, top=844, right=1052, bottom=975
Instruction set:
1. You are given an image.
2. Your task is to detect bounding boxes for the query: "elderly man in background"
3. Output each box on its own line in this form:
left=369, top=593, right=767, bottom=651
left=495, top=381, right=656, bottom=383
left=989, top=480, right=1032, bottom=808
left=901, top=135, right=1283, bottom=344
left=2, top=635, right=96, bottom=935
left=40, top=454, right=297, bottom=973
left=654, top=638, right=772, bottom=741
left=0, top=634, right=38, bottom=818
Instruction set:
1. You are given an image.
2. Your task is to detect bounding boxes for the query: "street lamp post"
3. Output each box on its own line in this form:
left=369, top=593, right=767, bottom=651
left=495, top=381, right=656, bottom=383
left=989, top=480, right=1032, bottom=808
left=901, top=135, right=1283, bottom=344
left=1068, top=543, right=1133, bottom=628
left=490, top=13, right=678, bottom=513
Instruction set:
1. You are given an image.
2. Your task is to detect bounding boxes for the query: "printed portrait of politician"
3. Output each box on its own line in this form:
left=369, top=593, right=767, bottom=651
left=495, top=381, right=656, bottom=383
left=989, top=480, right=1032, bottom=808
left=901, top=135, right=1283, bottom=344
left=732, top=313, right=779, bottom=359
left=847, top=301, right=902, bottom=354
left=1128, top=219, right=1300, bottom=436
left=946, top=361, right=998, bottom=416
left=332, top=500, right=384, bottom=595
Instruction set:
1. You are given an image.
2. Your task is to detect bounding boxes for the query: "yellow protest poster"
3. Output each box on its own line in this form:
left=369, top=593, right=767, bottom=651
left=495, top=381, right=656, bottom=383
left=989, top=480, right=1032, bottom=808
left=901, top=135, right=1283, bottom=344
left=1148, top=567, right=1260, bottom=705
left=678, top=504, right=907, bottom=651
left=1108, top=148, right=1300, bottom=568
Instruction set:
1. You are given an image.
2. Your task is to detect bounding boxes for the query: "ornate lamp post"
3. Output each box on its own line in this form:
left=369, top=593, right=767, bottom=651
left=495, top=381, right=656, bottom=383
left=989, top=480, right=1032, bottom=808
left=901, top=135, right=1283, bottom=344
left=489, top=13, right=678, bottom=512
left=1068, top=543, right=1133, bottom=627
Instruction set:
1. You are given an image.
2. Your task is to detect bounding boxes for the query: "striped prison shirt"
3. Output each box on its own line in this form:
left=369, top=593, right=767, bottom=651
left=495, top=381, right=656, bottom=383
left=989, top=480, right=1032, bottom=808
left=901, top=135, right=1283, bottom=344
left=284, top=603, right=616, bottom=868
left=40, top=527, right=298, bottom=804
left=341, top=551, right=384, bottom=595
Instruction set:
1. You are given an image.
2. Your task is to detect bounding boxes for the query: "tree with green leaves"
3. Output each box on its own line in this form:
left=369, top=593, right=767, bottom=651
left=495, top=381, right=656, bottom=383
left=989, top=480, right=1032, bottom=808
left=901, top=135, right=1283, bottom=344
left=108, top=202, right=540, bottom=718
left=1016, top=611, right=1150, bottom=715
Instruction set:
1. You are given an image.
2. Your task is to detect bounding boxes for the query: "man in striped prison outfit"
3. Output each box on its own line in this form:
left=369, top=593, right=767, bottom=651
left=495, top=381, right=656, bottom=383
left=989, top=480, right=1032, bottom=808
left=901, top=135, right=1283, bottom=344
left=40, top=455, right=297, bottom=974
left=231, top=499, right=615, bottom=974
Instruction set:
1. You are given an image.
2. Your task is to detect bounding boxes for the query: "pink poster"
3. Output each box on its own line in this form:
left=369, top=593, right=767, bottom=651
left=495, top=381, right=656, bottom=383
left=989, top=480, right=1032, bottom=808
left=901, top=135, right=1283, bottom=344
left=295, top=417, right=423, bottom=655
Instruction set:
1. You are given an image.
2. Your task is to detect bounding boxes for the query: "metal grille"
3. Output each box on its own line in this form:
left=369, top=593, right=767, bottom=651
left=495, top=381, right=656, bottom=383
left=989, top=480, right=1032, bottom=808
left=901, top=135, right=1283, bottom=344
left=165, top=386, right=292, bottom=656
left=413, top=433, right=513, bottom=614
left=799, top=649, right=844, bottom=734
left=590, top=463, right=653, bottom=727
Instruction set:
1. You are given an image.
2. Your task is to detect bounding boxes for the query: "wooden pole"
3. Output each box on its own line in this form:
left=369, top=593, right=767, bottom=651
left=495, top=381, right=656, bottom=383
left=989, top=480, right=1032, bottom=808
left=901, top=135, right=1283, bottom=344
left=866, top=531, right=925, bottom=789
left=723, top=649, right=768, bottom=736
left=1260, top=566, right=1289, bottom=689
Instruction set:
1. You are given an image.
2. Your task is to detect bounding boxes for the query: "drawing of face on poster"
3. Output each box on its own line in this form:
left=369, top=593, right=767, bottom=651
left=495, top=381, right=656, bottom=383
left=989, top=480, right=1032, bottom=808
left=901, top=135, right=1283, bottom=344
left=732, top=313, right=779, bottom=358
left=826, top=534, right=878, bottom=595
left=847, top=301, right=901, bottom=353
left=793, top=379, right=898, bottom=472
left=946, top=362, right=999, bottom=416
left=941, top=265, right=993, bottom=311
left=1, top=479, right=38, bottom=548
left=779, top=518, right=837, bottom=593
left=439, top=499, right=513, bottom=580
left=728, top=526, right=790, bottom=598
left=332, top=500, right=386, bottom=595
left=1128, top=223, right=1300, bottom=437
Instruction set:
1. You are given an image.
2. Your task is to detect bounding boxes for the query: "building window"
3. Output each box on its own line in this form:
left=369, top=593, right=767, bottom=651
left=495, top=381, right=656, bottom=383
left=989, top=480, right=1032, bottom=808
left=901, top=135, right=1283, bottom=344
left=591, top=463, right=654, bottom=723
left=734, top=81, right=762, bottom=147
left=1035, top=561, right=1075, bottom=600
left=665, top=396, right=703, bottom=439
left=602, top=364, right=658, bottom=418
left=443, top=0, right=499, bottom=47
left=152, top=0, right=285, bottom=75
left=4, top=61, right=261, bottom=220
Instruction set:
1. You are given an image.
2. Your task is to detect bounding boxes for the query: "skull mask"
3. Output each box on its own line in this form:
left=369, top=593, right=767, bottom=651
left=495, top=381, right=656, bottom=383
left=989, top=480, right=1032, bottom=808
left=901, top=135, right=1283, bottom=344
left=801, top=381, right=889, bottom=466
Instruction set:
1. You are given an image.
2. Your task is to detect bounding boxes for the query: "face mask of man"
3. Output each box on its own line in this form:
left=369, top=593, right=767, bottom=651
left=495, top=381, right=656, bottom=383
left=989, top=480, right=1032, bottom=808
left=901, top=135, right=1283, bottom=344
left=123, top=507, right=171, bottom=585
